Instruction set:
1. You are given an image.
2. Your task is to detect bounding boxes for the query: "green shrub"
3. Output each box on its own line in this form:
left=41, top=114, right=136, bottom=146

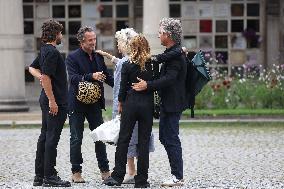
left=195, top=64, right=284, bottom=109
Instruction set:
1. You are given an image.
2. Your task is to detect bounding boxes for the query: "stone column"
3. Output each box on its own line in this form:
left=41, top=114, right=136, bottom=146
left=0, top=0, right=29, bottom=112
left=143, top=0, right=169, bottom=54
left=266, top=0, right=281, bottom=68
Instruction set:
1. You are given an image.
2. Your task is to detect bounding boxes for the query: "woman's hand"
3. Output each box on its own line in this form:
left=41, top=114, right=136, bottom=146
left=96, top=50, right=108, bottom=56
left=96, top=50, right=114, bottom=60
left=118, top=102, right=122, bottom=114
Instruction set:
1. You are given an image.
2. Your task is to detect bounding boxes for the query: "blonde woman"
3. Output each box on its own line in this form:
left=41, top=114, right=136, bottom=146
left=103, top=35, right=154, bottom=188
left=96, top=29, right=154, bottom=184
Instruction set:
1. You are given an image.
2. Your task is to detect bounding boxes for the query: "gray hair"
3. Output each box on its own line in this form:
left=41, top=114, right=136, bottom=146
left=115, top=28, right=138, bottom=55
left=159, top=18, right=182, bottom=44
left=77, top=26, right=95, bottom=42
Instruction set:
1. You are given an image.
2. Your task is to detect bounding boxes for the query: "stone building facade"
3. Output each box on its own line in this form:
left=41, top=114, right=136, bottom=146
left=0, top=0, right=283, bottom=111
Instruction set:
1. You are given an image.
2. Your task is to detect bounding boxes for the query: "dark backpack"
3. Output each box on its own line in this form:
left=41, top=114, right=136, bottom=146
left=185, top=50, right=211, bottom=118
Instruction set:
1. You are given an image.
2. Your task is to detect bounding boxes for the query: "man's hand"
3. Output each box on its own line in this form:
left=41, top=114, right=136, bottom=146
left=49, top=99, right=58, bottom=116
left=92, top=71, right=106, bottom=82
left=132, top=77, right=147, bottom=91
left=182, top=47, right=188, bottom=55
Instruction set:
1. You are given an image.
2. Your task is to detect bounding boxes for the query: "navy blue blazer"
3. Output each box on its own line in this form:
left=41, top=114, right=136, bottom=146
left=65, top=48, right=114, bottom=111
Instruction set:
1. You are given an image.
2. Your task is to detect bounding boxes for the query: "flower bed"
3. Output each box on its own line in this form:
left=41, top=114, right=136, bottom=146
left=196, top=64, right=284, bottom=109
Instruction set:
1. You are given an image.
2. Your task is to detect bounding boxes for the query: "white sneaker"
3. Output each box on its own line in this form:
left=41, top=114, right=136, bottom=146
left=122, top=174, right=135, bottom=184
left=161, top=175, right=184, bottom=187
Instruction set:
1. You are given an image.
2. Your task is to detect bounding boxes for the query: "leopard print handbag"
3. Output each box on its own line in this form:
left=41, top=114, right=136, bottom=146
left=76, top=81, right=101, bottom=104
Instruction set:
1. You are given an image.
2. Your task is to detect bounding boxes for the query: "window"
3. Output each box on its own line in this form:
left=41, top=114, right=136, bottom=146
left=53, top=5, right=65, bottom=18
left=200, top=36, right=212, bottom=49
left=23, top=5, right=33, bottom=18
left=215, top=36, right=228, bottom=48
left=215, top=51, right=228, bottom=64
left=68, top=21, right=81, bottom=35
left=68, top=5, right=81, bottom=18
left=231, top=4, right=244, bottom=16
left=200, top=20, right=212, bottom=33
left=170, top=4, right=181, bottom=17
left=247, top=19, right=259, bottom=32
left=69, top=37, right=79, bottom=51
left=101, top=5, right=113, bottom=17
left=24, top=21, right=34, bottom=34
left=216, top=20, right=228, bottom=33
left=247, top=3, right=259, bottom=16
left=231, top=20, right=244, bottom=32
left=116, top=5, right=128, bottom=17
left=183, top=36, right=197, bottom=49
left=116, top=20, right=129, bottom=31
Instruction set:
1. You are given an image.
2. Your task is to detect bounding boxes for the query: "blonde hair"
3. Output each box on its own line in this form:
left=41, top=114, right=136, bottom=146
left=129, top=34, right=151, bottom=71
left=115, top=28, right=138, bottom=55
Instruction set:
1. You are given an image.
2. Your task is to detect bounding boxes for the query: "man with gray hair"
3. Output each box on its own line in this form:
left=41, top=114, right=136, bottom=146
left=65, top=26, right=114, bottom=183
left=132, top=17, right=187, bottom=187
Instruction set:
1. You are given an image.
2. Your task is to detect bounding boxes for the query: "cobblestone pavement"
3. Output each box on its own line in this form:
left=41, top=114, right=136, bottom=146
left=0, top=126, right=284, bottom=189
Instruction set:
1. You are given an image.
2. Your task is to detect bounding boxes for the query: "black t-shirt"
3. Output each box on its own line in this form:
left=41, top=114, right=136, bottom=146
left=30, top=44, right=68, bottom=107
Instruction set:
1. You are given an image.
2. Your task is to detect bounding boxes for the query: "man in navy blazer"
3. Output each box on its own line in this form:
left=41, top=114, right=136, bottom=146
left=65, top=26, right=113, bottom=183
left=133, top=18, right=187, bottom=187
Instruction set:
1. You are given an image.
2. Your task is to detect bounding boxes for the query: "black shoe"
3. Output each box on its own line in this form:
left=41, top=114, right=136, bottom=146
left=135, top=182, right=150, bottom=188
left=33, top=175, right=43, bottom=186
left=42, top=175, right=71, bottom=187
left=102, top=176, right=121, bottom=186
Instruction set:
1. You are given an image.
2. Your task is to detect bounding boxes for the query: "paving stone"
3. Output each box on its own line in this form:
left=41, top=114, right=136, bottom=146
left=0, top=126, right=283, bottom=189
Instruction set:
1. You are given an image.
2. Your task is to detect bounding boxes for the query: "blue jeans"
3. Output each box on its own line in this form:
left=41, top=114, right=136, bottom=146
left=69, top=109, right=109, bottom=173
left=159, top=109, right=183, bottom=180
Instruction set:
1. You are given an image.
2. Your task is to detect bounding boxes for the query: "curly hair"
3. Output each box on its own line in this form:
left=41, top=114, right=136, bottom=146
left=115, top=28, right=138, bottom=55
left=159, top=17, right=182, bottom=44
left=129, top=34, right=151, bottom=71
left=41, top=20, right=63, bottom=43
left=77, top=26, right=95, bottom=42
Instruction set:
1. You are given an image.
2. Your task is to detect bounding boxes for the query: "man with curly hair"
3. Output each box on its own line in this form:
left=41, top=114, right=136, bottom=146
left=65, top=26, right=114, bottom=183
left=29, top=20, right=71, bottom=187
left=132, top=17, right=187, bottom=187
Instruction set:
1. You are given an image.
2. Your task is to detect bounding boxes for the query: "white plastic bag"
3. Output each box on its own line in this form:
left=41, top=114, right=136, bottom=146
left=90, top=115, right=120, bottom=145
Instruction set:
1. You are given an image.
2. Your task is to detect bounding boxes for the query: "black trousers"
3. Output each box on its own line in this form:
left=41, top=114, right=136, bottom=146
left=35, top=104, right=67, bottom=177
left=111, top=93, right=153, bottom=185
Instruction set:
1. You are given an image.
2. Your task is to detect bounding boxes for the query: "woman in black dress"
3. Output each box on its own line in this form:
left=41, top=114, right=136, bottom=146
left=103, top=35, right=154, bottom=188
